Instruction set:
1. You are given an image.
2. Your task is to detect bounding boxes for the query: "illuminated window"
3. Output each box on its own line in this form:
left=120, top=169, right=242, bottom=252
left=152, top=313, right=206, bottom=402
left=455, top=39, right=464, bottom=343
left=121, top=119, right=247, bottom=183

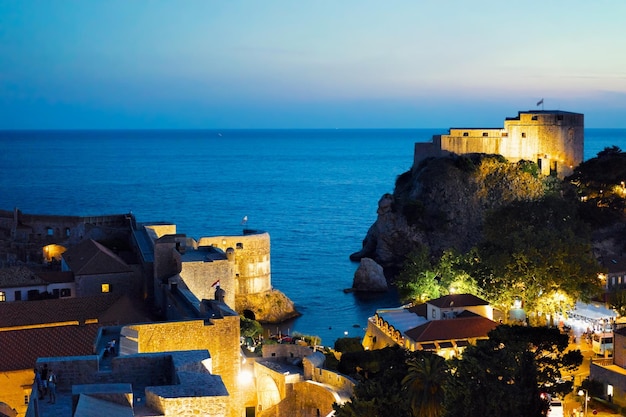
left=101, top=284, right=110, bottom=293
left=502, top=132, right=508, bottom=137
left=0, top=292, right=5, bottom=302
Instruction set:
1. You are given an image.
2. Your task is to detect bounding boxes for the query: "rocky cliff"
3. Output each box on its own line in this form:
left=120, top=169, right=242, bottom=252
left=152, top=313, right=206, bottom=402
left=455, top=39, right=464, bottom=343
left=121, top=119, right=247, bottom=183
left=350, top=154, right=547, bottom=275
left=236, top=289, right=300, bottom=324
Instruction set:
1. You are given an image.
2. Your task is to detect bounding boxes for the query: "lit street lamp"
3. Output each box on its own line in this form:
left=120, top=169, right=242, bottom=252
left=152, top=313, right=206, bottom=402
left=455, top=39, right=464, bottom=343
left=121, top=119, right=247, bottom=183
left=578, top=389, right=588, bottom=417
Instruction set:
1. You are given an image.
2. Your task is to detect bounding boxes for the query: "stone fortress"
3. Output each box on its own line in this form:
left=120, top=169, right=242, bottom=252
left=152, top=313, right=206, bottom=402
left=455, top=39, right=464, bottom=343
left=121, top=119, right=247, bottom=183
left=0, top=209, right=350, bottom=417
left=414, top=110, right=584, bottom=178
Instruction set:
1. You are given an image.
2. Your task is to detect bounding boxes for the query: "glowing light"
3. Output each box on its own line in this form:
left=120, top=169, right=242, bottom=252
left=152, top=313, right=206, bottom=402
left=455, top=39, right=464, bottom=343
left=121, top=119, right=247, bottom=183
left=238, top=369, right=253, bottom=385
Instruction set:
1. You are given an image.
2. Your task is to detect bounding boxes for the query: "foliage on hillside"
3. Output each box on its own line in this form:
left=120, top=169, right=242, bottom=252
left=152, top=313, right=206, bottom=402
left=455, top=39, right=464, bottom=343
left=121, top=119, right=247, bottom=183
left=388, top=149, right=626, bottom=321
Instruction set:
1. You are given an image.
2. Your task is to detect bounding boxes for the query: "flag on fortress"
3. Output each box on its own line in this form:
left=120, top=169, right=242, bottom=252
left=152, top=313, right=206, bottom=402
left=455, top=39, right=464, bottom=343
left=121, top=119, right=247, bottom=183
left=537, top=98, right=544, bottom=106
left=211, top=280, right=220, bottom=288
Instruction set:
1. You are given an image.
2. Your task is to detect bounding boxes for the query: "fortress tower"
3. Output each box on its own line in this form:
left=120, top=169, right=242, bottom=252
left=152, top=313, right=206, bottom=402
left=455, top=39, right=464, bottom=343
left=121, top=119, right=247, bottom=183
left=414, top=110, right=584, bottom=178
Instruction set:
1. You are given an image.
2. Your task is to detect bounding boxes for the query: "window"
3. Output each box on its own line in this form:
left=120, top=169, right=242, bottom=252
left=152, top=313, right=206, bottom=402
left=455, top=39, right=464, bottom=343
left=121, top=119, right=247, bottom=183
left=236, top=242, right=244, bottom=249
left=60, top=288, right=72, bottom=297
left=502, top=132, right=508, bottom=137
left=432, top=308, right=436, bottom=319
left=482, top=132, right=488, bottom=137
left=557, top=115, right=563, bottom=121
left=522, top=132, right=526, bottom=138
left=24, top=395, right=29, bottom=405
left=532, top=116, right=538, bottom=121
left=15, top=290, right=21, bottom=301
left=101, top=284, right=110, bottom=293
left=47, top=227, right=54, bottom=236
left=65, top=227, right=71, bottom=237
left=0, top=291, right=5, bottom=302
left=463, top=132, right=469, bottom=137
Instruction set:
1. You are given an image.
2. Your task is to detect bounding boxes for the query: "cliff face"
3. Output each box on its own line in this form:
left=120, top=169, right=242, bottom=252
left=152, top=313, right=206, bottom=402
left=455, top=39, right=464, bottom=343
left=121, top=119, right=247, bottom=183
left=236, top=289, right=300, bottom=324
left=350, top=154, right=546, bottom=274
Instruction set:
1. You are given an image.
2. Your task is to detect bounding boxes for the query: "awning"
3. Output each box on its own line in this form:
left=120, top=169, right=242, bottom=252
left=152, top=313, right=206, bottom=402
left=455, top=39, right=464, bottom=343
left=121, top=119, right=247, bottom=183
left=568, top=301, right=617, bottom=321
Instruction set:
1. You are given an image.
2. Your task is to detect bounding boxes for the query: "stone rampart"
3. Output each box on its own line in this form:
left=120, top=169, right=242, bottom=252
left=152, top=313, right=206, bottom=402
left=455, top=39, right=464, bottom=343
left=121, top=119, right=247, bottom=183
left=198, top=231, right=272, bottom=295
left=122, top=316, right=240, bottom=411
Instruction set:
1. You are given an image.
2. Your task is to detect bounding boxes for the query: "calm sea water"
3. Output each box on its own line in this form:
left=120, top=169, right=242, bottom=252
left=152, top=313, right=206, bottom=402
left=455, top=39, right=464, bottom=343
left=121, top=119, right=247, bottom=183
left=1, top=128, right=625, bottom=345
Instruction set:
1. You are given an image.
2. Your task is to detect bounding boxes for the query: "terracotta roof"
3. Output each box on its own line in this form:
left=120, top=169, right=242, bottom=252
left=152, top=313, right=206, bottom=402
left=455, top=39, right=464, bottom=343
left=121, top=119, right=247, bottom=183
left=62, top=239, right=131, bottom=275
left=0, top=324, right=99, bottom=371
left=0, top=293, right=123, bottom=329
left=427, top=294, right=489, bottom=308
left=0, top=266, right=47, bottom=288
left=407, top=303, right=428, bottom=317
left=405, top=316, right=498, bottom=343
left=36, top=271, right=74, bottom=284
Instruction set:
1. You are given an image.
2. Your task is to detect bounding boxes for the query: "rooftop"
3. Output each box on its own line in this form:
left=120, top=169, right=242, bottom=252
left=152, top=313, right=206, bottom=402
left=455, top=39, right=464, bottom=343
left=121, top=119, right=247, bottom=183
left=63, top=239, right=132, bottom=275
left=0, top=266, right=47, bottom=288
left=405, top=315, right=497, bottom=343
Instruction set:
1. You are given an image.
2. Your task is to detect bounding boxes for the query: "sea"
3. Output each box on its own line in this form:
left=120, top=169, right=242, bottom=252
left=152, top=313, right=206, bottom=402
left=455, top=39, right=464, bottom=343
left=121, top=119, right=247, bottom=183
left=1, top=128, right=625, bottom=346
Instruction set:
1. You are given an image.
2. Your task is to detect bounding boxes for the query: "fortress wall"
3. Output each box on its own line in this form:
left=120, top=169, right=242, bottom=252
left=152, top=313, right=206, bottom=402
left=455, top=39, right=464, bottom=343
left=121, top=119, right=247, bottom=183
left=416, top=111, right=584, bottom=179
left=311, top=368, right=355, bottom=394
left=504, top=112, right=584, bottom=177
left=127, top=317, right=241, bottom=406
left=292, top=381, right=339, bottom=417
left=180, top=260, right=235, bottom=308
left=413, top=141, right=441, bottom=166
left=144, top=224, right=177, bottom=239
left=198, top=233, right=272, bottom=295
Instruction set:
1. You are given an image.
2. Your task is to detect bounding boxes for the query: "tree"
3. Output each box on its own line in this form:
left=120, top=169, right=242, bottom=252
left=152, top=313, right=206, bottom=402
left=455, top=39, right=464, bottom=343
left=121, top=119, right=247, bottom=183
left=240, top=316, right=263, bottom=339
left=396, top=247, right=483, bottom=304
left=444, top=325, right=582, bottom=417
left=333, top=346, right=412, bottom=417
left=476, top=195, right=601, bottom=323
left=402, top=352, right=448, bottom=417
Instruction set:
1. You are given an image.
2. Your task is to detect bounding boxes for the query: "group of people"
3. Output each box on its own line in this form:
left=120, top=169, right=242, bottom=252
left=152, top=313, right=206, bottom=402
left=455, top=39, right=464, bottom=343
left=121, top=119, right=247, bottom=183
left=33, top=364, right=57, bottom=404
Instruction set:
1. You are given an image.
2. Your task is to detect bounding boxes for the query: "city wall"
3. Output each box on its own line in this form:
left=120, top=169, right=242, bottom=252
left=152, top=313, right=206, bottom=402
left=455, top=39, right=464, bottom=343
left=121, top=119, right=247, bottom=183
left=198, top=231, right=272, bottom=295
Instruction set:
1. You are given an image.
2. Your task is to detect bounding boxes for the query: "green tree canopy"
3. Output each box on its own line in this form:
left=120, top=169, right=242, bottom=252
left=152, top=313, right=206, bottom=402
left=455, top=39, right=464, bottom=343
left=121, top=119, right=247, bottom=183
left=476, top=195, right=601, bottom=321
left=444, top=325, right=582, bottom=417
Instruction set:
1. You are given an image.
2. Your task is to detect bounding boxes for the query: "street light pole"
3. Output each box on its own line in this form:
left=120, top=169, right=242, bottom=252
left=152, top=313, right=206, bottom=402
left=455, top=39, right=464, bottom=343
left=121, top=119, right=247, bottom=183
left=578, top=389, right=588, bottom=417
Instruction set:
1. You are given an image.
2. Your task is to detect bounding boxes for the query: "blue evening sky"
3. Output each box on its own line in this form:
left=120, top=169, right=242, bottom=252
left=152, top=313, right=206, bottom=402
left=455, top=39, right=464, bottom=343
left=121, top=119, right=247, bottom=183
left=1, top=1, right=625, bottom=129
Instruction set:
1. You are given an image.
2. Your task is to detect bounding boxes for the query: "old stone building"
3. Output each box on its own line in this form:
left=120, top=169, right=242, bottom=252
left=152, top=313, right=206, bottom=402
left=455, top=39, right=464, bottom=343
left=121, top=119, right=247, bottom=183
left=414, top=110, right=584, bottom=178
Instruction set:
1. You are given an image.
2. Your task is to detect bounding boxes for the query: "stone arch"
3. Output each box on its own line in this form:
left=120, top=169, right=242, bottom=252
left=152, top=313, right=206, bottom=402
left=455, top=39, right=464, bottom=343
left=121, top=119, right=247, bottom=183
left=257, top=374, right=281, bottom=411
left=243, top=309, right=256, bottom=320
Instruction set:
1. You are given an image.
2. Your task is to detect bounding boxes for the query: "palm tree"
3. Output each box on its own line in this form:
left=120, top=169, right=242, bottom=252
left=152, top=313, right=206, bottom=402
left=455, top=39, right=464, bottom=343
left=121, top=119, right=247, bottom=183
left=401, top=353, right=448, bottom=417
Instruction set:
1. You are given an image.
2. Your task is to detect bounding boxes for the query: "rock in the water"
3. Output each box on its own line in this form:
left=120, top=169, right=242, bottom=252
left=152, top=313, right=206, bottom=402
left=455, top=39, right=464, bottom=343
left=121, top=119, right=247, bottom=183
left=352, top=258, right=388, bottom=292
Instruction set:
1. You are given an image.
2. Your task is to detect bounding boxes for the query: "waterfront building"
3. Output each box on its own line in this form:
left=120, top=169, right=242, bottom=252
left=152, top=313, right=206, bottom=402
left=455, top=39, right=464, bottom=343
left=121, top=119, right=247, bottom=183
left=362, top=294, right=498, bottom=358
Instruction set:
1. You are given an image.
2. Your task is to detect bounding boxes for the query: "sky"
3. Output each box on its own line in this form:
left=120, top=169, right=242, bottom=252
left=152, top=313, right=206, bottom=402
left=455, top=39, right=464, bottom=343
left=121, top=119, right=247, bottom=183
left=1, top=1, right=625, bottom=129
